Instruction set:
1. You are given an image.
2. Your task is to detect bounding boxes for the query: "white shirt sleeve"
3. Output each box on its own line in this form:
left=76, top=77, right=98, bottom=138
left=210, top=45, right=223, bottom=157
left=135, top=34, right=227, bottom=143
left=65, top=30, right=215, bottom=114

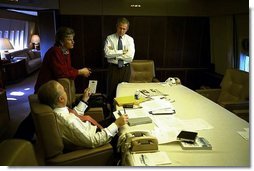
left=73, top=101, right=88, bottom=116
left=54, top=107, right=118, bottom=148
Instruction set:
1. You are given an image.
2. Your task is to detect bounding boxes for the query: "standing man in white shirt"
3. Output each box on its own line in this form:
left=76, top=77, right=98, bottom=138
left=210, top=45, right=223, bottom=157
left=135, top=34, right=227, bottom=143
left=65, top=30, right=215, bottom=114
left=37, top=80, right=128, bottom=149
left=104, top=17, right=135, bottom=105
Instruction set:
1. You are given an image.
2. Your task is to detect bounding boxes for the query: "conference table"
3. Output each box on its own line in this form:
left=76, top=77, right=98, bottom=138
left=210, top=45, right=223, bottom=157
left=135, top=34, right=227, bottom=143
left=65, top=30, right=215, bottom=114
left=115, top=82, right=249, bottom=166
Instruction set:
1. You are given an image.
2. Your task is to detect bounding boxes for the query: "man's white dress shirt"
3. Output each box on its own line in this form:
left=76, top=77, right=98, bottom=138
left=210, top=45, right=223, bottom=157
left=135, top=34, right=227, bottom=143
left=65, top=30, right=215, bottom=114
left=104, top=33, right=135, bottom=65
left=53, top=101, right=118, bottom=148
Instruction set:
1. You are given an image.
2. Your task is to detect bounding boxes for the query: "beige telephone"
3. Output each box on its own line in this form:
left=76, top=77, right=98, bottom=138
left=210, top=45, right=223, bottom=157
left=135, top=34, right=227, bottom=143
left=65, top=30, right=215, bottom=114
left=165, top=77, right=181, bottom=85
left=125, top=131, right=158, bottom=153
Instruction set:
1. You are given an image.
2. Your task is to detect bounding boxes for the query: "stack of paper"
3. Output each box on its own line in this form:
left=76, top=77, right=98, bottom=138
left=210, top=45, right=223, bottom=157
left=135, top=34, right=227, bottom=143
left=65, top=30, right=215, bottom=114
left=114, top=96, right=147, bottom=106
left=132, top=151, right=171, bottom=166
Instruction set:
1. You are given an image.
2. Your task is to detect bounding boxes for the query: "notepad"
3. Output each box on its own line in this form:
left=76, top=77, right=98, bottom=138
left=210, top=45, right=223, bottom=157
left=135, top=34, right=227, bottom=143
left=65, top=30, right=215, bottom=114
left=128, top=117, right=152, bottom=126
left=114, top=95, right=147, bottom=106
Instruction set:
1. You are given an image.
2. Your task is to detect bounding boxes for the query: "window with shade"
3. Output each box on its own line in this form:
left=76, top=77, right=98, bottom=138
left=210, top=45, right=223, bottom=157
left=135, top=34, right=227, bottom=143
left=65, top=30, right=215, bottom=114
left=239, top=38, right=249, bottom=72
left=0, top=18, right=29, bottom=51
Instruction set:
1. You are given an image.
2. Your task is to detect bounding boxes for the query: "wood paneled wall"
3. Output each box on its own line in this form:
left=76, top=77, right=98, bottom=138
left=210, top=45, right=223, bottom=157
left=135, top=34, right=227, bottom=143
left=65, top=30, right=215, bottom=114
left=59, top=15, right=211, bottom=93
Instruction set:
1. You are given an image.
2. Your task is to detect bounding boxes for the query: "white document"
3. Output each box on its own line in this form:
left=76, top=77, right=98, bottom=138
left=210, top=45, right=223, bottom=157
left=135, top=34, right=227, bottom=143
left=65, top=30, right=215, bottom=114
left=181, top=118, right=214, bottom=131
left=88, top=80, right=97, bottom=94
left=238, top=128, right=249, bottom=140
left=140, top=99, right=175, bottom=112
left=151, top=127, right=180, bottom=144
left=132, top=151, right=172, bottom=166
left=124, top=108, right=149, bottom=118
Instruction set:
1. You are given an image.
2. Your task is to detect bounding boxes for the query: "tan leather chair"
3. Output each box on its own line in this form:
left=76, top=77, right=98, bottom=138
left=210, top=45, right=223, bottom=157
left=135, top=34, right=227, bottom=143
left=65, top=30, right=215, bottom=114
left=0, top=139, right=38, bottom=166
left=28, top=94, right=114, bottom=166
left=196, top=68, right=249, bottom=122
left=129, top=60, right=160, bottom=83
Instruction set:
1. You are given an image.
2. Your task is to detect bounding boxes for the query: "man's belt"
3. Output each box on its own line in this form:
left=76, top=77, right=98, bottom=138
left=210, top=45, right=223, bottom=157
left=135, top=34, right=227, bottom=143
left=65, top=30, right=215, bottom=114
left=110, top=63, right=129, bottom=68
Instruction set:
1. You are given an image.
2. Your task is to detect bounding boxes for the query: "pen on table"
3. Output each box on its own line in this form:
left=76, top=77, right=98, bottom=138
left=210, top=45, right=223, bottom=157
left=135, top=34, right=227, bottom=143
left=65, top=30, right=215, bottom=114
left=118, top=110, right=122, bottom=116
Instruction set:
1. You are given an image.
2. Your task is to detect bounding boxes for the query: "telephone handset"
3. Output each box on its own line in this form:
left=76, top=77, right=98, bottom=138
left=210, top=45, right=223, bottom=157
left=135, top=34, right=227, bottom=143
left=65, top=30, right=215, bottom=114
left=165, top=77, right=181, bottom=85
left=125, top=131, right=158, bottom=153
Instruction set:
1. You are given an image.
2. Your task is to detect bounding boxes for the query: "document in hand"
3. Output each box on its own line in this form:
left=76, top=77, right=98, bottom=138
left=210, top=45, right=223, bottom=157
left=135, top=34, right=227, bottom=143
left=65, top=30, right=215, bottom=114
left=88, top=80, right=97, bottom=94
left=114, top=95, right=147, bottom=106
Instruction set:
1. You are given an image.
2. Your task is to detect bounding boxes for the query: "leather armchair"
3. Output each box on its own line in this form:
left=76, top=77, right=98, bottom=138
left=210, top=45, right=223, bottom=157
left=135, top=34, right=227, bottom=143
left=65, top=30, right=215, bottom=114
left=196, top=68, right=249, bottom=122
left=0, top=139, right=38, bottom=166
left=129, top=60, right=160, bottom=83
left=28, top=94, right=114, bottom=166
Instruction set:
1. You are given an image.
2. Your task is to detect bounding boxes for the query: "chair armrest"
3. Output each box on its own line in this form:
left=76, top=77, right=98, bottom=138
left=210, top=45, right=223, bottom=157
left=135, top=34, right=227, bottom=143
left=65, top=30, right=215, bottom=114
left=220, top=100, right=249, bottom=110
left=196, top=89, right=221, bottom=102
left=13, top=56, right=28, bottom=62
left=152, top=77, right=160, bottom=82
left=47, top=143, right=114, bottom=166
left=0, top=139, right=38, bottom=166
left=220, top=101, right=249, bottom=122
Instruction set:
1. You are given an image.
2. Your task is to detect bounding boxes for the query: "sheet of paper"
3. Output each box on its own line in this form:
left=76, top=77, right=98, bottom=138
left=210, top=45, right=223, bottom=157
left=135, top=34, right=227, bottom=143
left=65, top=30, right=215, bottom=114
left=140, top=99, right=175, bottom=112
left=237, top=128, right=249, bottom=140
left=88, top=80, right=97, bottom=94
left=151, top=127, right=179, bottom=144
left=114, top=108, right=149, bottom=119
left=122, top=108, right=149, bottom=118
left=181, top=118, right=214, bottom=131
left=151, top=115, right=184, bottom=130
left=132, top=151, right=172, bottom=166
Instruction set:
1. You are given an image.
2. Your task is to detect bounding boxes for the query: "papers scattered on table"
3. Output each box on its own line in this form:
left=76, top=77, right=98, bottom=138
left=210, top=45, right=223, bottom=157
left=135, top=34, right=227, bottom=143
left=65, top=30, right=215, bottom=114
left=88, top=80, right=97, bottom=94
left=150, top=127, right=179, bottom=144
left=237, top=128, right=249, bottom=140
left=140, top=98, right=175, bottom=113
left=138, top=89, right=167, bottom=97
left=123, top=108, right=149, bottom=118
left=132, top=151, right=171, bottom=166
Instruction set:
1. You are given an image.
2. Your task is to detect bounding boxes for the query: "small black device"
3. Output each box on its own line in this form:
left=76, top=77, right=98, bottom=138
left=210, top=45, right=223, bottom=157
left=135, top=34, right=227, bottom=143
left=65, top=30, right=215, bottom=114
left=177, top=130, right=198, bottom=144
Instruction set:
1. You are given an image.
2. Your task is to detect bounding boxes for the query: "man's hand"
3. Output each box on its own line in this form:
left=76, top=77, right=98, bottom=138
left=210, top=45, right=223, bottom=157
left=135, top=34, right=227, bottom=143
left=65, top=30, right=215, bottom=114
left=82, top=88, right=91, bottom=102
left=78, top=67, right=91, bottom=77
left=123, top=49, right=128, bottom=55
left=115, top=114, right=129, bottom=128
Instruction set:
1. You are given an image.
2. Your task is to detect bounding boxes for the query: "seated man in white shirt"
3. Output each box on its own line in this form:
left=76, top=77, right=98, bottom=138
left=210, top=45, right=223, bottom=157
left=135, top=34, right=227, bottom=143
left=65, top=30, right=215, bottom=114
left=37, top=80, right=128, bottom=151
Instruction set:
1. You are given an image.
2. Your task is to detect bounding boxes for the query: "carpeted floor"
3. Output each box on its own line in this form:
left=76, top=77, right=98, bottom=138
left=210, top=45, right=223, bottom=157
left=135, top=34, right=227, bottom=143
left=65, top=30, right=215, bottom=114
left=2, top=71, right=38, bottom=140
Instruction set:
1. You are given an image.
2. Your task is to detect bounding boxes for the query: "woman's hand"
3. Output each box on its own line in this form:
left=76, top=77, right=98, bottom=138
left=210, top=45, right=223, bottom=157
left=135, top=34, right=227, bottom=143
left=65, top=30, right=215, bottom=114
left=79, top=67, right=91, bottom=77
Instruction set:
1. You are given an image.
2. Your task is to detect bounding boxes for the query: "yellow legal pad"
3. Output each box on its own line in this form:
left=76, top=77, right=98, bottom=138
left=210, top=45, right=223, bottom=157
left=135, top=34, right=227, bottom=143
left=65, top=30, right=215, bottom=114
left=114, top=96, right=147, bottom=106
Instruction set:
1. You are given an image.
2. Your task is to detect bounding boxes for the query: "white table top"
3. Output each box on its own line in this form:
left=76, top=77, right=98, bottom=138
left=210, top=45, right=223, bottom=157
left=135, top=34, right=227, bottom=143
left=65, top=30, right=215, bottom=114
left=115, top=82, right=249, bottom=166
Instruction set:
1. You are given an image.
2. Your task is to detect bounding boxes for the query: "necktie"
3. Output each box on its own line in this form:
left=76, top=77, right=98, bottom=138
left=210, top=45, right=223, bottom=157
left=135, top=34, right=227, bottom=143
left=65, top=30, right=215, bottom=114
left=117, top=36, right=124, bottom=68
left=118, top=36, right=123, bottom=50
left=68, top=108, right=103, bottom=129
